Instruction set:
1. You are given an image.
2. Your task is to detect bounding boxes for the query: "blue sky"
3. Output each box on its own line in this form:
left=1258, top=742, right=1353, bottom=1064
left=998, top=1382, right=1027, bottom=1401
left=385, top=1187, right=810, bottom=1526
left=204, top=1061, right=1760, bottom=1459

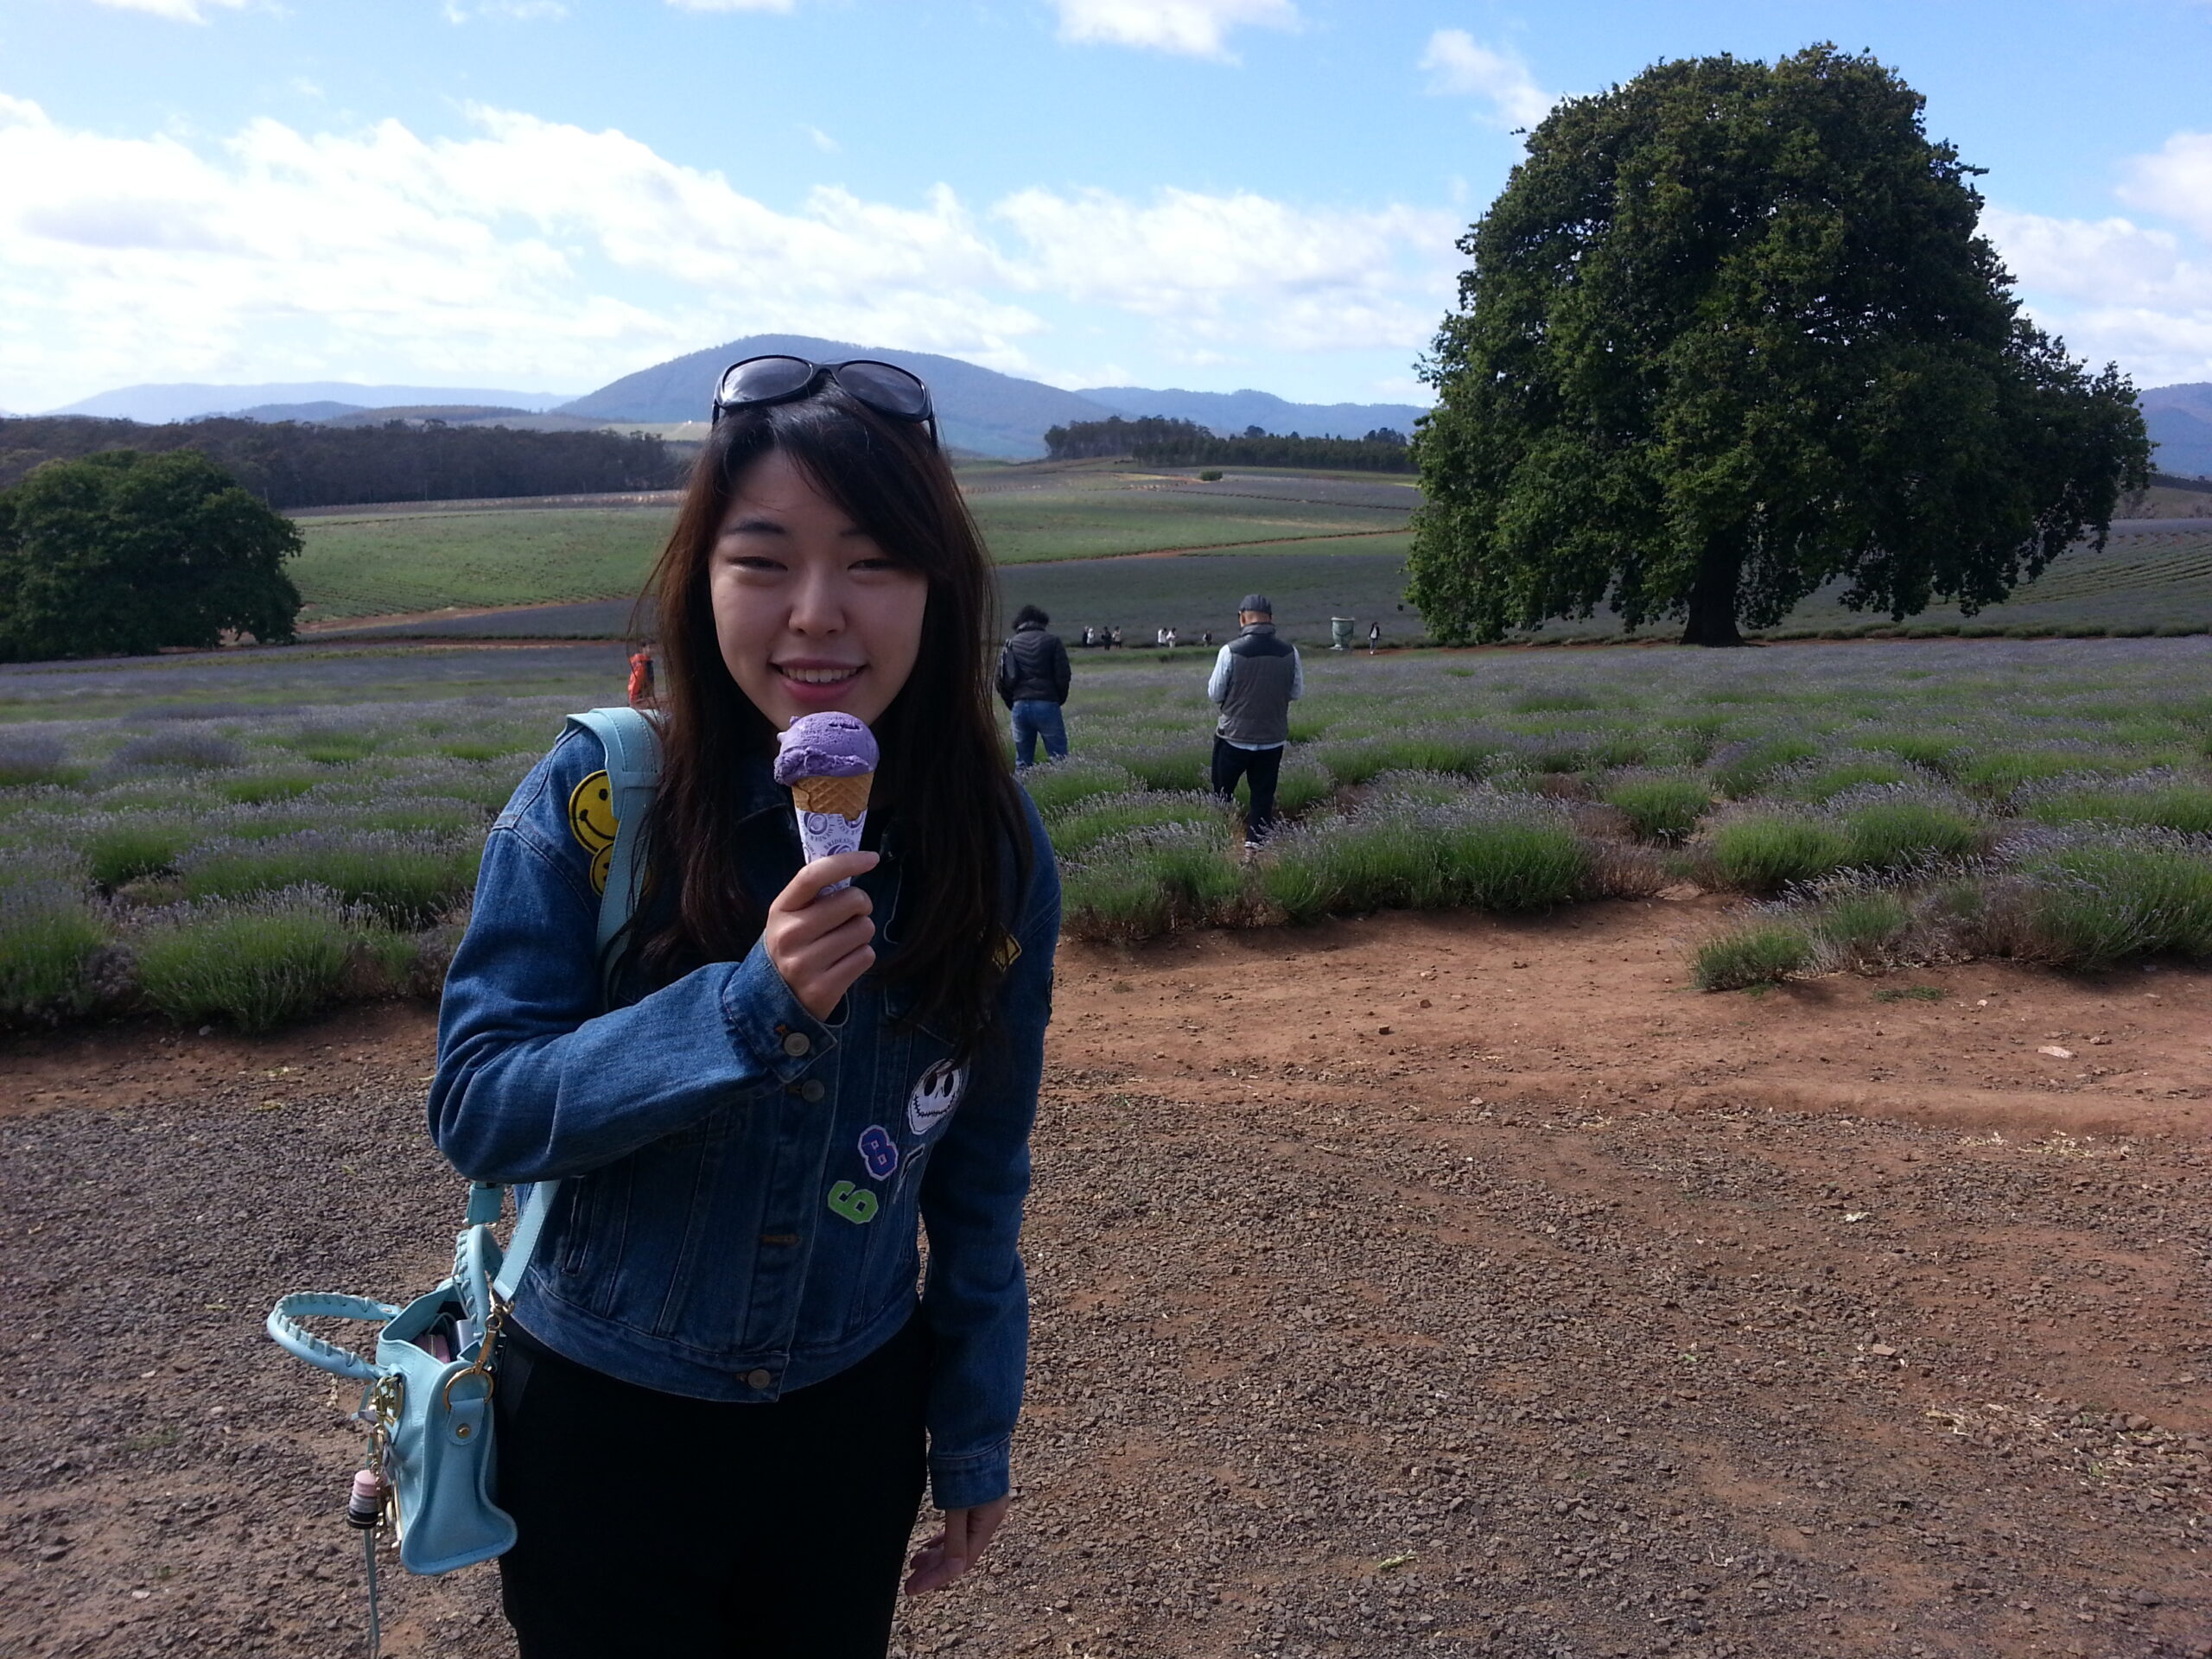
left=2, top=0, right=2208, bottom=412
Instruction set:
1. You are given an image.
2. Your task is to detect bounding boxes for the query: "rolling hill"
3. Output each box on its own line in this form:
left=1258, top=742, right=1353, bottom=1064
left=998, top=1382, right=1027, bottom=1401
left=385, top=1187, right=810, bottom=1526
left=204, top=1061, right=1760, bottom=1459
left=47, top=382, right=579, bottom=423
left=1075, top=385, right=1425, bottom=440
left=555, top=337, right=1429, bottom=457
left=556, top=334, right=1113, bottom=459
left=2144, top=383, right=2212, bottom=479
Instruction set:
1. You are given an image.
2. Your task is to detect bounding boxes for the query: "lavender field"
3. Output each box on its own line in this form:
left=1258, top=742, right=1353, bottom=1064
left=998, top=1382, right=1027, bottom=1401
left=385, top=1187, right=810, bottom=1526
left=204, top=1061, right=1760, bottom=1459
left=5, top=634, right=2212, bottom=1030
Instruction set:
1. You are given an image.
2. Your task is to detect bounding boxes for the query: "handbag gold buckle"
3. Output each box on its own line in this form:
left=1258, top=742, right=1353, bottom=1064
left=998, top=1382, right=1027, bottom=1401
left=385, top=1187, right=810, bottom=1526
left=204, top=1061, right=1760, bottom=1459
left=440, top=1293, right=511, bottom=1413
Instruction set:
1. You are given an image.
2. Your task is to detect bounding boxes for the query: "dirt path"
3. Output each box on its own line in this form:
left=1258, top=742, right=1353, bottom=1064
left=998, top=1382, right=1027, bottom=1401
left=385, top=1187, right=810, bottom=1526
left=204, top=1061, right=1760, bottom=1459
left=4, top=904, right=2210, bottom=1657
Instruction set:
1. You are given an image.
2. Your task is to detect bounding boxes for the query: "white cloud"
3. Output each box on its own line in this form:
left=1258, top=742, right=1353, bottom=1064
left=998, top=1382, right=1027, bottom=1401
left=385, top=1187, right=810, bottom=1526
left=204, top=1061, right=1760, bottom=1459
left=665, top=0, right=797, bottom=11
left=2120, top=131, right=2212, bottom=242
left=86, top=0, right=245, bottom=21
left=0, top=97, right=1459, bottom=410
left=1983, top=158, right=2212, bottom=387
left=993, top=186, right=1456, bottom=352
left=1419, top=29, right=1554, bottom=130
left=802, top=124, right=840, bottom=154
left=1049, top=0, right=1298, bottom=61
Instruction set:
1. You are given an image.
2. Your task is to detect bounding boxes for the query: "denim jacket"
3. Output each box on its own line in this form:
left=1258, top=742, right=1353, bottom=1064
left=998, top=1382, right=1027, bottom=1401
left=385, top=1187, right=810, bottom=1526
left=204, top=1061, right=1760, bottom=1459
left=429, top=725, right=1059, bottom=1510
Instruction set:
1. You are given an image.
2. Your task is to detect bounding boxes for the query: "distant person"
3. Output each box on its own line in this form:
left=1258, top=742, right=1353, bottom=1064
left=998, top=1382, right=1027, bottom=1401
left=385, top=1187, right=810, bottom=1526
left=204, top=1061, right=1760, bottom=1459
left=1201, top=630, right=1214, bottom=647
left=626, top=647, right=656, bottom=707
left=1367, top=620, right=1381, bottom=655
left=1164, top=626, right=1178, bottom=649
left=996, top=604, right=1072, bottom=769
left=1155, top=626, right=1168, bottom=648
left=1109, top=626, right=1123, bottom=650
left=1080, top=626, right=1096, bottom=648
left=1206, top=593, right=1304, bottom=849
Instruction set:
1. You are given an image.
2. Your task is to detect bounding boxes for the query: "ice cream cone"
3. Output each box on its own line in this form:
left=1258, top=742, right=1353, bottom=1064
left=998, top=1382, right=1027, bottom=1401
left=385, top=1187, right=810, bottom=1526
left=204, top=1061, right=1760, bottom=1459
left=789, top=771, right=873, bottom=822
left=775, top=713, right=880, bottom=893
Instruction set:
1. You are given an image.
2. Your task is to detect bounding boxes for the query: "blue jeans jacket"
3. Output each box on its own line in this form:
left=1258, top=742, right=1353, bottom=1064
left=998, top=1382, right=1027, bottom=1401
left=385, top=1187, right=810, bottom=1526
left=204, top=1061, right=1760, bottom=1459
left=429, top=727, right=1059, bottom=1510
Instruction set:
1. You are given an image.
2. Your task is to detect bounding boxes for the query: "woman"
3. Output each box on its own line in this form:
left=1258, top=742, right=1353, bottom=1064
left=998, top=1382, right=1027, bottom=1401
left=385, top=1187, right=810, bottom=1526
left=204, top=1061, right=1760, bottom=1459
left=429, top=356, right=1058, bottom=1656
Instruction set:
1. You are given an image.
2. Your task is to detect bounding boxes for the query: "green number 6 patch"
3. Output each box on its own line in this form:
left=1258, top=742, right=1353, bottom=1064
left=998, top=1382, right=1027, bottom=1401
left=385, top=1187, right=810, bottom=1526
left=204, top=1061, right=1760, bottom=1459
left=827, top=1180, right=879, bottom=1224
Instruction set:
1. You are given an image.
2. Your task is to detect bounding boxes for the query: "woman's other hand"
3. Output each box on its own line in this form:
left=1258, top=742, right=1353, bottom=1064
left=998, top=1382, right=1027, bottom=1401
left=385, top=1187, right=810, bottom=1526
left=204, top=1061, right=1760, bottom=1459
left=764, top=851, right=879, bottom=1020
left=904, top=1497, right=1010, bottom=1595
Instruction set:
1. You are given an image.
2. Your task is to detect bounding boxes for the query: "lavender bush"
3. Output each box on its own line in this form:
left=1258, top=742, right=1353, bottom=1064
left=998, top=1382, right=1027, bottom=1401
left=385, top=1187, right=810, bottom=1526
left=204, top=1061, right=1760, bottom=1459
left=4, top=634, right=2212, bottom=1019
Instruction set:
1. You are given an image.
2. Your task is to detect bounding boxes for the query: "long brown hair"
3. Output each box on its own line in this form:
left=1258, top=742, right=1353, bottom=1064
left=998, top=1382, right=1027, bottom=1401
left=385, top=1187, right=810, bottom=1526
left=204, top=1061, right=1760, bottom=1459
left=631, top=385, right=1027, bottom=1048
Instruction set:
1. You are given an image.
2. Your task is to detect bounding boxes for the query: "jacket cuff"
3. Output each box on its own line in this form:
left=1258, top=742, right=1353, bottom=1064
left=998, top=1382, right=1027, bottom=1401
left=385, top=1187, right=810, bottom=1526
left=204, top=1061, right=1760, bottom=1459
left=718, top=944, right=841, bottom=1083
left=927, top=1438, right=1012, bottom=1511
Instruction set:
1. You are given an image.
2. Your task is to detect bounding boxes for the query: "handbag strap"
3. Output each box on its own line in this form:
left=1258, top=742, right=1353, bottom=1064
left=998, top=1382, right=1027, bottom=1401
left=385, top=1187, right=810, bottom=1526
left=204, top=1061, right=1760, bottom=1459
left=266, top=1293, right=402, bottom=1380
left=491, top=1180, right=556, bottom=1306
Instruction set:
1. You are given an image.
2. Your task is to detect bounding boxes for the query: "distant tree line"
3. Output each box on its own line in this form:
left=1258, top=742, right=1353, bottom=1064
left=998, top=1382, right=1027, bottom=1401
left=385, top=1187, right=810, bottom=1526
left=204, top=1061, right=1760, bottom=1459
left=1044, top=415, right=1414, bottom=473
left=0, top=416, right=683, bottom=509
left=1044, top=415, right=1211, bottom=459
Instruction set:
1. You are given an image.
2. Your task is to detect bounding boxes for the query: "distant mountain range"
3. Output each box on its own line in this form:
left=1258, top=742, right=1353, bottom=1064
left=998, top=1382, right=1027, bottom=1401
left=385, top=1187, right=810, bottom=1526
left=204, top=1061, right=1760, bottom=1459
left=1076, top=385, right=1422, bottom=439
left=557, top=334, right=1111, bottom=458
left=40, top=341, right=1430, bottom=460
left=2144, top=384, right=2212, bottom=479
left=41, top=353, right=2209, bottom=473
left=48, top=383, right=578, bottom=423
left=562, top=336, right=1427, bottom=455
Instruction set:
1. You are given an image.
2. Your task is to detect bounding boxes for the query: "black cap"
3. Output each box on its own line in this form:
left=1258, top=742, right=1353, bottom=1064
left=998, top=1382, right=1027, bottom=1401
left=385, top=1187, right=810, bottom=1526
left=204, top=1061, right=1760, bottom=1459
left=1238, top=594, right=1273, bottom=615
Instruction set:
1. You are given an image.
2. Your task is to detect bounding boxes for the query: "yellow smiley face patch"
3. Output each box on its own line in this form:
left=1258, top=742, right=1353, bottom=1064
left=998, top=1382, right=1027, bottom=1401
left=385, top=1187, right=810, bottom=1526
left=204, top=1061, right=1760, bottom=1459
left=567, top=771, right=619, bottom=894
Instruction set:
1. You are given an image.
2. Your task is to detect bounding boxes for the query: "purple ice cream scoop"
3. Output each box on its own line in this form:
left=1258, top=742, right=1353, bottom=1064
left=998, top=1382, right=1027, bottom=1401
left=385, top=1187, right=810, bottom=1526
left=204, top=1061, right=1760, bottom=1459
left=773, top=712, right=879, bottom=783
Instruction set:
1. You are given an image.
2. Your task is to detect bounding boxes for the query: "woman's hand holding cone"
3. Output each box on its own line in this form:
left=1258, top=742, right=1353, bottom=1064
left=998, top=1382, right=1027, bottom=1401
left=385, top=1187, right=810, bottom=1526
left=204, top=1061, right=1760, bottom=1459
left=765, top=851, right=879, bottom=1019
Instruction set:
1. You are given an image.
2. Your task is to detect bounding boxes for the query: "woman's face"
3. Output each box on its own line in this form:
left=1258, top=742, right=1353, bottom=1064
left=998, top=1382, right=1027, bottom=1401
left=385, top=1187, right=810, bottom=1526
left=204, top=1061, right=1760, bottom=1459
left=709, top=448, right=930, bottom=731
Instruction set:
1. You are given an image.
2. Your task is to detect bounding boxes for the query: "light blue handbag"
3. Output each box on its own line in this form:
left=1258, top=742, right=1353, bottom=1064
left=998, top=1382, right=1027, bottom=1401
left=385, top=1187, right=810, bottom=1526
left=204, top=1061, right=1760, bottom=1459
left=264, top=708, right=660, bottom=1592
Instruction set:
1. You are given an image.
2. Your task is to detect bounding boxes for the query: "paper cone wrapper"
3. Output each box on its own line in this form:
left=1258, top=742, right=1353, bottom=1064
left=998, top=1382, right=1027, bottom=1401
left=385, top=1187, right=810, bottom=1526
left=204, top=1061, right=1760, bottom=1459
left=791, top=772, right=873, bottom=892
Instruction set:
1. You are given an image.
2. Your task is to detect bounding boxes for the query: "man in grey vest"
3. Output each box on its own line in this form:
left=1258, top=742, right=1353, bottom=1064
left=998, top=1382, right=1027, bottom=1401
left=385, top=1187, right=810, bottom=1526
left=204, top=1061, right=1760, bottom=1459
left=1207, top=593, right=1304, bottom=848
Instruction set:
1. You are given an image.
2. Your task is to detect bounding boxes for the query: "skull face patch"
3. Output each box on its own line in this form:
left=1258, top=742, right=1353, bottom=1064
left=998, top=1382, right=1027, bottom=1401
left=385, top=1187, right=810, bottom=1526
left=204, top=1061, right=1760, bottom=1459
left=906, top=1060, right=968, bottom=1138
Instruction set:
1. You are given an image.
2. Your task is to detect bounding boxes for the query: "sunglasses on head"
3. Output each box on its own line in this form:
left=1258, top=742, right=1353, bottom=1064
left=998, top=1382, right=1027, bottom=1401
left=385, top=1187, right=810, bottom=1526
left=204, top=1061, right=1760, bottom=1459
left=711, top=356, right=938, bottom=443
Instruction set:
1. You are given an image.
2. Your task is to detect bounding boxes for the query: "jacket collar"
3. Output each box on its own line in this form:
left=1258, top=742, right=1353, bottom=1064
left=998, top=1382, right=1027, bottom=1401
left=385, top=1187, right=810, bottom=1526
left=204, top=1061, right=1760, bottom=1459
left=1240, top=621, right=1277, bottom=638
left=730, top=750, right=793, bottom=824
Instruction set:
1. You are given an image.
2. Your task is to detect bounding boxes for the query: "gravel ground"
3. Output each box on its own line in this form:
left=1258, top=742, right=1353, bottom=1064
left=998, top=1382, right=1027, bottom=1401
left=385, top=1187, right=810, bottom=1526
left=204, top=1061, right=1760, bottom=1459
left=4, top=908, right=2211, bottom=1657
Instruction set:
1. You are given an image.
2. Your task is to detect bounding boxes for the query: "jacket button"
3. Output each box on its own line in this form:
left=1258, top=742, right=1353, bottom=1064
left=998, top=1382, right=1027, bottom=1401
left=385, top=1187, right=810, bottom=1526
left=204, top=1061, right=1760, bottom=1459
left=798, top=1078, right=826, bottom=1103
left=781, top=1032, right=811, bottom=1057
left=746, top=1369, right=772, bottom=1389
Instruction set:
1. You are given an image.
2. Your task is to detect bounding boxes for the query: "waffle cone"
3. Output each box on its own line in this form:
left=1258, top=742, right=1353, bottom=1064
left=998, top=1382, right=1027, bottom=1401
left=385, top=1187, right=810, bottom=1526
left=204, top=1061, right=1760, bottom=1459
left=790, top=771, right=873, bottom=821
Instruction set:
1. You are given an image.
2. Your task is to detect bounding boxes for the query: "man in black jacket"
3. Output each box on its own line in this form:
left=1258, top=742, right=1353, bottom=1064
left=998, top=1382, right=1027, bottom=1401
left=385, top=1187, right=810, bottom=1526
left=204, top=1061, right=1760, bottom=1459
left=995, top=604, right=1073, bottom=768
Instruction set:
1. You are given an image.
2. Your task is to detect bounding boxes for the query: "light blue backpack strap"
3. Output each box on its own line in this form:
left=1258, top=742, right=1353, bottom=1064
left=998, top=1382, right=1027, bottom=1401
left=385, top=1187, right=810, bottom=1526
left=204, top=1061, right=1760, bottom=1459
left=563, top=705, right=664, bottom=986
left=467, top=708, right=663, bottom=1306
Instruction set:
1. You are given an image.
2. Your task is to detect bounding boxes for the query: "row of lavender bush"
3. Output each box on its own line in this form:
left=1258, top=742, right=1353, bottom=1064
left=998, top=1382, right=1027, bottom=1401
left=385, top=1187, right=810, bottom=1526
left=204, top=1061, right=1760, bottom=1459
left=0, top=696, right=553, bottom=1029
left=4, top=635, right=2212, bottom=1029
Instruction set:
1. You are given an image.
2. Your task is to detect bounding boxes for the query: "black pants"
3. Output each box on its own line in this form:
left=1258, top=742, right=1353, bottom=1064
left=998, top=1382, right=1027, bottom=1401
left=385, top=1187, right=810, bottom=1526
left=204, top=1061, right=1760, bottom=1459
left=1211, top=737, right=1284, bottom=842
left=494, top=1316, right=928, bottom=1657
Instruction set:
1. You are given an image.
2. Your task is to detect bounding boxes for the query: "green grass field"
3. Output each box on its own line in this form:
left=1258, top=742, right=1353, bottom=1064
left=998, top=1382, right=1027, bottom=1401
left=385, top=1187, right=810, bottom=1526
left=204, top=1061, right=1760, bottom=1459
left=290, top=467, right=1413, bottom=622
left=289, top=462, right=2212, bottom=645
left=291, top=508, right=673, bottom=621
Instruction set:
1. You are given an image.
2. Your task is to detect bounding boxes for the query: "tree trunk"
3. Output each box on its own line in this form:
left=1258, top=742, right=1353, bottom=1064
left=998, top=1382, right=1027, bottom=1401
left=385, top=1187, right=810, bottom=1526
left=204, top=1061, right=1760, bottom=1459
left=1680, top=549, right=1745, bottom=647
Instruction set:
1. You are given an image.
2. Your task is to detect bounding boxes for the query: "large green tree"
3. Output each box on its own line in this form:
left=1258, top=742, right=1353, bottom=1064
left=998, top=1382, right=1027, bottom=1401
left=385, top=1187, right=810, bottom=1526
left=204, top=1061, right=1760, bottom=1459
left=0, top=449, right=302, bottom=661
left=1408, top=46, right=2152, bottom=647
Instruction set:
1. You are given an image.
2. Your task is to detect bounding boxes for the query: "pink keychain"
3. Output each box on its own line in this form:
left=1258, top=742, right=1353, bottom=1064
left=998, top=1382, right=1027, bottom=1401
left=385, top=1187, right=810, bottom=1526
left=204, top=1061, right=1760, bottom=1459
left=346, top=1469, right=387, bottom=1529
